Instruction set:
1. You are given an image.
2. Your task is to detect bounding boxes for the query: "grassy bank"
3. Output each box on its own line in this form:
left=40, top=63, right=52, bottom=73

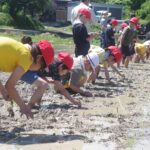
left=0, top=27, right=100, bottom=53
left=0, top=31, right=74, bottom=53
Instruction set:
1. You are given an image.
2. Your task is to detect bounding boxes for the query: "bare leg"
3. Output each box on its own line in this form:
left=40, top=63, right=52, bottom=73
left=134, top=54, right=140, bottom=63
left=87, top=65, right=101, bottom=83
left=124, top=56, right=131, bottom=68
left=28, top=77, right=48, bottom=108
left=141, top=55, right=145, bottom=63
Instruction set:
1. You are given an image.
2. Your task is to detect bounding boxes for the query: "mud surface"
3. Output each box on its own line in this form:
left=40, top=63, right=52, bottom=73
left=1, top=61, right=150, bottom=150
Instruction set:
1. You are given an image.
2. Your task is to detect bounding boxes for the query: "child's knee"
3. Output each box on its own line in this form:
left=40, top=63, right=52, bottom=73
left=38, top=80, right=49, bottom=90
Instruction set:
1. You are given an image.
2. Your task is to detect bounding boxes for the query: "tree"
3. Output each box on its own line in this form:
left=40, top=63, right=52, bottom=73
left=130, top=0, right=146, bottom=10
left=137, top=0, right=150, bottom=24
left=0, top=0, right=52, bottom=18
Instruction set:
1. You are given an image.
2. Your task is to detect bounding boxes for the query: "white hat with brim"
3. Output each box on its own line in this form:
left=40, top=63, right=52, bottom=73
left=144, top=40, right=150, bottom=46
left=144, top=40, right=150, bottom=49
left=87, top=52, right=100, bottom=72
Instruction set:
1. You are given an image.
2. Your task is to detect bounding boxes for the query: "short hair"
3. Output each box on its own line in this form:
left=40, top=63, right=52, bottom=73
left=21, top=36, right=33, bottom=45
left=57, top=60, right=69, bottom=70
left=30, top=44, right=46, bottom=69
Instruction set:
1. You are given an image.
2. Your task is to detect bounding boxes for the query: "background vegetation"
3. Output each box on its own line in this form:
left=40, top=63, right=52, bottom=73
left=0, top=0, right=53, bottom=29
left=0, top=0, right=150, bottom=30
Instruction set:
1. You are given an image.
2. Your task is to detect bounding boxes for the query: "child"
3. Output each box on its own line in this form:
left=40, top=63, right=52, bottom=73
left=37, top=52, right=81, bottom=107
left=99, top=11, right=112, bottom=48
left=62, top=52, right=100, bottom=96
left=117, top=22, right=128, bottom=45
left=144, top=40, right=150, bottom=59
left=119, top=17, right=138, bottom=68
left=88, top=45, right=124, bottom=83
left=105, top=18, right=118, bottom=47
left=134, top=42, right=150, bottom=63
left=20, top=37, right=81, bottom=107
left=21, top=36, right=33, bottom=45
left=72, top=8, right=98, bottom=57
left=0, top=37, right=54, bottom=119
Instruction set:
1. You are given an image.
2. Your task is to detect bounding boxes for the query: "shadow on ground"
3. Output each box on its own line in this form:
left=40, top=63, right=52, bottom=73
left=0, top=130, right=86, bottom=145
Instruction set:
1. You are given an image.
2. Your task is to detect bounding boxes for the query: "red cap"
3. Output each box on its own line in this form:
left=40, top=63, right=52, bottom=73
left=108, top=46, right=122, bottom=63
left=111, top=19, right=118, bottom=25
left=78, top=8, right=91, bottom=20
left=121, top=22, right=128, bottom=29
left=130, top=17, right=138, bottom=24
left=38, top=40, right=54, bottom=66
left=58, top=52, right=73, bottom=70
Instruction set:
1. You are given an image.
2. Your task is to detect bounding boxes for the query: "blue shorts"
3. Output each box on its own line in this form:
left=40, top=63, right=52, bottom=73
left=21, top=71, right=39, bottom=84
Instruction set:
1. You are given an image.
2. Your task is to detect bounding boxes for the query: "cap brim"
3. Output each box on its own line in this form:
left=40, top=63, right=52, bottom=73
left=130, top=21, right=136, bottom=24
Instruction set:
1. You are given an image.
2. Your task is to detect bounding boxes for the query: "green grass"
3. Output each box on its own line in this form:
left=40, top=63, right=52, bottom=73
left=0, top=23, right=100, bottom=53
left=45, top=25, right=72, bottom=33
left=0, top=31, right=74, bottom=53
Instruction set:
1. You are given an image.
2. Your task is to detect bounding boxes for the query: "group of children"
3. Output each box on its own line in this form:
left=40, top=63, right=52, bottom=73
left=0, top=33, right=101, bottom=119
left=71, top=6, right=150, bottom=94
left=1, top=7, right=150, bottom=120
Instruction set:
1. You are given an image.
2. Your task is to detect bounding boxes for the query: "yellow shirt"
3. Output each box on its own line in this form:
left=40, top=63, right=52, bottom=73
left=89, top=45, right=107, bottom=67
left=0, top=37, right=32, bottom=72
left=135, top=43, right=145, bottom=56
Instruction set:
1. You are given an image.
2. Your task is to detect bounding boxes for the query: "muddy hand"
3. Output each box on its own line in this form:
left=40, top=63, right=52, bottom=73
left=82, top=91, right=93, bottom=97
left=1, top=88, right=11, bottom=101
left=20, top=105, right=33, bottom=119
left=7, top=101, right=15, bottom=117
left=120, top=73, right=125, bottom=79
left=73, top=100, right=81, bottom=108
left=107, top=79, right=114, bottom=85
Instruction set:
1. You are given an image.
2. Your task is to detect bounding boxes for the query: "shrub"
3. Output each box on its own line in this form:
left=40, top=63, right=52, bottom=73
left=14, top=15, right=45, bottom=30
left=0, top=12, right=14, bottom=26
left=1, top=4, right=10, bottom=13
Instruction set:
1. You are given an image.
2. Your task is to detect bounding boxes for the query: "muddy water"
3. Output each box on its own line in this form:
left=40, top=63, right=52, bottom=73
left=1, top=61, right=150, bottom=150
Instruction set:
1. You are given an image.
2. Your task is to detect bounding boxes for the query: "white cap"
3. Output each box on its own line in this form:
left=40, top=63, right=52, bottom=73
left=144, top=40, right=150, bottom=44
left=86, top=52, right=99, bottom=71
left=144, top=40, right=150, bottom=48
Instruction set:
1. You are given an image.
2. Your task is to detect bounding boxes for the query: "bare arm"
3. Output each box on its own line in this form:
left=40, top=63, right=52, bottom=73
left=0, top=81, right=10, bottom=100
left=86, top=32, right=99, bottom=41
left=108, top=61, right=125, bottom=77
left=45, top=78, right=81, bottom=106
left=104, top=66, right=111, bottom=81
left=87, top=71, right=96, bottom=83
left=5, top=66, right=33, bottom=119
left=69, top=83, right=92, bottom=97
left=54, top=80, right=81, bottom=106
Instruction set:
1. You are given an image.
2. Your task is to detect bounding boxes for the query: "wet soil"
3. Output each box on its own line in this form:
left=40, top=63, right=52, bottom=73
left=1, top=61, right=150, bottom=150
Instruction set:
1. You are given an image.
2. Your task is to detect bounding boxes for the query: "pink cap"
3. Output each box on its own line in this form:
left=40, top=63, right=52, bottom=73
left=78, top=8, right=91, bottom=20
left=111, top=19, right=118, bottom=25
left=121, top=22, right=128, bottom=29
left=38, top=40, right=55, bottom=66
left=130, top=17, right=139, bottom=24
left=58, top=52, right=74, bottom=70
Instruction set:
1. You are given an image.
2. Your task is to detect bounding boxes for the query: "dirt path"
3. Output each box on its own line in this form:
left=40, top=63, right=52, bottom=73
left=0, top=61, right=150, bottom=150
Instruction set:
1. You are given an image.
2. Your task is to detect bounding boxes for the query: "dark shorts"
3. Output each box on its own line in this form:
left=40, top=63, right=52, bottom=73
left=21, top=70, right=39, bottom=84
left=129, top=44, right=135, bottom=55
left=121, top=45, right=132, bottom=57
left=75, top=43, right=90, bottom=57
